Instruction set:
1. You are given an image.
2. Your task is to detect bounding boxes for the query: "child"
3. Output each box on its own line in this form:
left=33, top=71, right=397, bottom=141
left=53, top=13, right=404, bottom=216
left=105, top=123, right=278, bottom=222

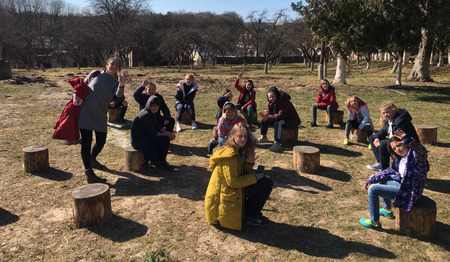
left=234, top=72, right=257, bottom=127
left=134, top=77, right=175, bottom=132
left=131, top=96, right=176, bottom=170
left=205, top=123, right=273, bottom=230
left=367, top=101, right=420, bottom=171
left=259, top=87, right=301, bottom=152
left=108, top=94, right=128, bottom=123
left=217, top=102, right=246, bottom=147
left=360, top=130, right=429, bottom=229
left=311, top=79, right=338, bottom=128
left=175, top=73, right=198, bottom=132
left=216, top=89, right=233, bottom=122
left=343, top=96, right=374, bottom=145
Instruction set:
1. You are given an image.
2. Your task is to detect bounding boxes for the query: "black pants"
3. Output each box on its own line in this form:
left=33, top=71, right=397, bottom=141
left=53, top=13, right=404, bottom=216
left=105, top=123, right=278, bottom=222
left=345, top=120, right=373, bottom=138
left=261, top=119, right=286, bottom=142
left=132, top=135, right=170, bottom=163
left=80, top=128, right=107, bottom=169
left=244, top=176, right=273, bottom=218
left=369, top=135, right=390, bottom=169
left=312, top=104, right=337, bottom=124
left=158, top=115, right=175, bottom=133
left=109, top=105, right=127, bottom=122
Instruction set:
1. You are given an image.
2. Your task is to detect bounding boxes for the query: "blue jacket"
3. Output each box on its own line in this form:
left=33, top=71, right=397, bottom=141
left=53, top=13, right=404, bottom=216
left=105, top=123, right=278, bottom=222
left=365, top=136, right=429, bottom=211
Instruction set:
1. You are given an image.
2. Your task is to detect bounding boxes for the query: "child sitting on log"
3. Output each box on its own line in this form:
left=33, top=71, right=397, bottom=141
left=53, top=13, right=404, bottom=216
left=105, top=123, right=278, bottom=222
left=311, top=79, right=339, bottom=128
left=175, top=73, right=198, bottom=132
left=131, top=96, right=176, bottom=170
left=360, top=130, right=429, bottom=230
left=234, top=72, right=257, bottom=128
left=216, top=89, right=233, bottom=122
left=108, top=95, right=128, bottom=124
left=343, top=96, right=374, bottom=145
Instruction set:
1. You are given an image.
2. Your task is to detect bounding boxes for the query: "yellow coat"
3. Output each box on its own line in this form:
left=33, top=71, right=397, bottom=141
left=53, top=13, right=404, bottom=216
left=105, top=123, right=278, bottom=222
left=205, top=146, right=257, bottom=231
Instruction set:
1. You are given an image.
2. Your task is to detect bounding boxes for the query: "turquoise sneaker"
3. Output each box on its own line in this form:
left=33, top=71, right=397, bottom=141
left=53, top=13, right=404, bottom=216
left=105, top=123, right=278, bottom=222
left=359, top=218, right=382, bottom=230
left=380, top=209, right=395, bottom=219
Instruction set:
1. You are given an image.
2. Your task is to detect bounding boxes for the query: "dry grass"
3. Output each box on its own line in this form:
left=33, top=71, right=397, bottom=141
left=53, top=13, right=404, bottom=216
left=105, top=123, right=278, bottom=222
left=0, top=61, right=449, bottom=261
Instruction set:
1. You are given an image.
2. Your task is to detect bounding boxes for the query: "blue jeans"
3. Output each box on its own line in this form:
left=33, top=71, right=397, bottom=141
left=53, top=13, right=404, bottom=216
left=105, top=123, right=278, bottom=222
left=368, top=178, right=400, bottom=222
left=236, top=104, right=254, bottom=125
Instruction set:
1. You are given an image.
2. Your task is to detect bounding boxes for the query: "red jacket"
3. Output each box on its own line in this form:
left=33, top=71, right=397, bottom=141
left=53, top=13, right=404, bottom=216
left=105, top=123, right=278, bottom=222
left=52, top=78, right=90, bottom=141
left=234, top=79, right=257, bottom=110
left=316, top=86, right=339, bottom=109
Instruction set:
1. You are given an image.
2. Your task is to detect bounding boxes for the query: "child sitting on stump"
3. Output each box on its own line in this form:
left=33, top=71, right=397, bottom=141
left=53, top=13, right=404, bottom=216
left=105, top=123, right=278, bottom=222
left=108, top=95, right=128, bottom=123
left=343, top=96, right=374, bottom=145
left=175, top=73, right=198, bottom=132
left=311, top=79, right=338, bottom=128
left=234, top=72, right=257, bottom=128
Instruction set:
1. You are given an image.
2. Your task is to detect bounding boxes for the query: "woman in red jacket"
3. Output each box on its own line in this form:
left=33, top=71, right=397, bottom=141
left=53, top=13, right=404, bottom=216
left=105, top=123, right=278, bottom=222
left=234, top=72, right=257, bottom=128
left=311, top=79, right=339, bottom=128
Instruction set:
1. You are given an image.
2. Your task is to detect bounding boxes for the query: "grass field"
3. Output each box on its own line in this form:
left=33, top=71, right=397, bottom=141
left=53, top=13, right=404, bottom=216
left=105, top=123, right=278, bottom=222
left=0, top=61, right=449, bottom=261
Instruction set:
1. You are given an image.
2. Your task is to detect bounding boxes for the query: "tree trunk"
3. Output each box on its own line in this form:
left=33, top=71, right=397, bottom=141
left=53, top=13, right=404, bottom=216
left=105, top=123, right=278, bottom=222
left=333, top=54, right=346, bottom=84
left=448, top=48, right=450, bottom=67
left=324, top=61, right=328, bottom=78
left=391, top=58, right=399, bottom=73
left=264, top=62, right=269, bottom=74
left=310, top=60, right=315, bottom=71
left=437, top=51, right=443, bottom=67
left=396, top=52, right=403, bottom=86
left=366, top=57, right=371, bottom=70
left=318, top=64, right=324, bottom=80
left=356, top=55, right=359, bottom=65
left=318, top=41, right=326, bottom=80
left=403, top=52, right=411, bottom=65
left=177, top=60, right=182, bottom=73
left=407, top=28, right=434, bottom=82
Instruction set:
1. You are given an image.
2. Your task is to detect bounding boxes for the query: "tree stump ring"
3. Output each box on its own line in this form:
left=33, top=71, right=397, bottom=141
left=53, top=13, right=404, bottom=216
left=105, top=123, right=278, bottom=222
left=281, top=128, right=299, bottom=145
left=326, top=110, right=344, bottom=124
left=350, top=128, right=368, bottom=144
left=22, top=146, right=49, bottom=173
left=293, top=146, right=320, bottom=174
left=396, top=195, right=436, bottom=236
left=107, top=107, right=121, bottom=123
left=415, top=125, right=438, bottom=144
left=72, top=183, right=112, bottom=228
left=124, top=146, right=147, bottom=172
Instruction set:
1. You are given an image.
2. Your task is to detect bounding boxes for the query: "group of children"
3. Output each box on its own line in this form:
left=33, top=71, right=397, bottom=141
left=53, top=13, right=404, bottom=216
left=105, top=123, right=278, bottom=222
left=75, top=57, right=429, bottom=232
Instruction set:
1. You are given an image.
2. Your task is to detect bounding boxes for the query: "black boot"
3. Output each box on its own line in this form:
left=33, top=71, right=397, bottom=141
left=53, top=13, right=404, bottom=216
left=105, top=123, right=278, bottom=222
left=85, top=168, right=107, bottom=184
left=91, top=157, right=107, bottom=170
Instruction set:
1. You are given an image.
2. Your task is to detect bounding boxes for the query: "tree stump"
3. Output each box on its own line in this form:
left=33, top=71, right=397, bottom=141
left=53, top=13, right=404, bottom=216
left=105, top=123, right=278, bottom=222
left=415, top=125, right=438, bottom=144
left=179, top=110, right=192, bottom=125
left=396, top=196, right=436, bottom=236
left=107, top=107, right=121, bottom=123
left=281, top=128, right=298, bottom=145
left=22, top=146, right=49, bottom=173
left=212, top=126, right=218, bottom=141
left=72, top=183, right=112, bottom=228
left=350, top=129, right=368, bottom=144
left=293, top=146, right=320, bottom=174
left=241, top=110, right=258, bottom=125
left=325, top=110, right=344, bottom=124
left=124, top=146, right=147, bottom=172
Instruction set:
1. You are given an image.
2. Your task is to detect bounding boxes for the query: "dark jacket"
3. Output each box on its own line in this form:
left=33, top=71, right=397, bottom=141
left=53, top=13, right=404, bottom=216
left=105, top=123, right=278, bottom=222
left=373, top=109, right=419, bottom=142
left=266, top=90, right=301, bottom=129
left=175, top=80, right=197, bottom=106
left=131, top=96, right=161, bottom=149
left=217, top=95, right=230, bottom=109
left=133, top=85, right=171, bottom=120
left=316, top=86, right=339, bottom=109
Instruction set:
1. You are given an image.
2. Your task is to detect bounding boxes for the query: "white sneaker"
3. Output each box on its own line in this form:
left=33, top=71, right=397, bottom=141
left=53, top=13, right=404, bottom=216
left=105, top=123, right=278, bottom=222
left=191, top=122, right=197, bottom=130
left=367, top=163, right=382, bottom=171
left=258, top=135, right=268, bottom=143
left=176, top=123, right=182, bottom=132
left=269, top=142, right=282, bottom=152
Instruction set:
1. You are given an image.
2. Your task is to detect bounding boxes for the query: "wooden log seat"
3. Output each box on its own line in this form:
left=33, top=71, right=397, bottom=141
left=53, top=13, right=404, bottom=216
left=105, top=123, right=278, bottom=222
left=212, top=126, right=218, bottom=141
left=326, top=110, right=344, bottom=125
left=415, top=125, right=438, bottom=144
left=281, top=128, right=299, bottom=145
left=396, top=195, right=436, bottom=236
left=107, top=107, right=121, bottom=123
left=293, top=146, right=320, bottom=174
left=241, top=110, right=258, bottom=125
left=350, top=128, right=369, bottom=144
left=22, top=146, right=49, bottom=173
left=179, top=110, right=192, bottom=125
left=72, top=183, right=112, bottom=228
left=123, top=146, right=147, bottom=172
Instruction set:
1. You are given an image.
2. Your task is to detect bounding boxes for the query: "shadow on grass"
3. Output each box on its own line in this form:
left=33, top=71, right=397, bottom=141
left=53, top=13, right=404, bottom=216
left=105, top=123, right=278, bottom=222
left=226, top=222, right=396, bottom=259
left=297, top=141, right=363, bottom=157
left=32, top=167, right=73, bottom=181
left=425, top=178, right=450, bottom=194
left=433, top=142, right=450, bottom=148
left=196, top=121, right=216, bottom=130
left=170, top=144, right=209, bottom=158
left=317, top=166, right=352, bottom=182
left=111, top=165, right=209, bottom=201
left=88, top=215, right=147, bottom=242
left=385, top=85, right=450, bottom=104
left=0, top=208, right=19, bottom=226
left=268, top=167, right=330, bottom=192
left=382, top=221, right=450, bottom=252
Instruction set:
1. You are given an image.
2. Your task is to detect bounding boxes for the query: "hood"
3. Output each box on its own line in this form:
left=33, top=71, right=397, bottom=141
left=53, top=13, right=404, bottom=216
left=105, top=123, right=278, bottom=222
left=137, top=95, right=159, bottom=118
left=321, top=86, right=335, bottom=94
left=209, top=146, right=239, bottom=170
left=384, top=109, right=412, bottom=125
left=270, top=91, right=291, bottom=104
left=222, top=101, right=235, bottom=111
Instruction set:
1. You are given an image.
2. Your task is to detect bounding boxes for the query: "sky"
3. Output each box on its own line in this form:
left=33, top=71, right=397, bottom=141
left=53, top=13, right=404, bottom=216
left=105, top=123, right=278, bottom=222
left=64, top=0, right=301, bottom=21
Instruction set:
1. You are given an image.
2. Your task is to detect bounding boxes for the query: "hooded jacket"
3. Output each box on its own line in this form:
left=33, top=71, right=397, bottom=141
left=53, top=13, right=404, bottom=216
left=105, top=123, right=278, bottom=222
left=347, top=104, right=374, bottom=130
left=316, top=86, right=339, bottom=109
left=131, top=95, right=161, bottom=149
left=365, top=136, right=429, bottom=211
left=234, top=79, right=257, bottom=110
left=266, top=89, right=301, bottom=129
left=373, top=109, right=419, bottom=141
left=175, top=80, right=198, bottom=106
left=133, top=85, right=171, bottom=120
left=205, top=146, right=257, bottom=231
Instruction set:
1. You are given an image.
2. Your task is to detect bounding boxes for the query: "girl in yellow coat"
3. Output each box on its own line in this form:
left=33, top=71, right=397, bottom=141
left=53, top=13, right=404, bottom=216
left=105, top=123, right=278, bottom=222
left=205, top=123, right=273, bottom=230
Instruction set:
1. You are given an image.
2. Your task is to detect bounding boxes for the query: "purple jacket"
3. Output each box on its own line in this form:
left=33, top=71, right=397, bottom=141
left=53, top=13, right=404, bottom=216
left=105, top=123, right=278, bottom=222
left=365, top=136, right=429, bottom=211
